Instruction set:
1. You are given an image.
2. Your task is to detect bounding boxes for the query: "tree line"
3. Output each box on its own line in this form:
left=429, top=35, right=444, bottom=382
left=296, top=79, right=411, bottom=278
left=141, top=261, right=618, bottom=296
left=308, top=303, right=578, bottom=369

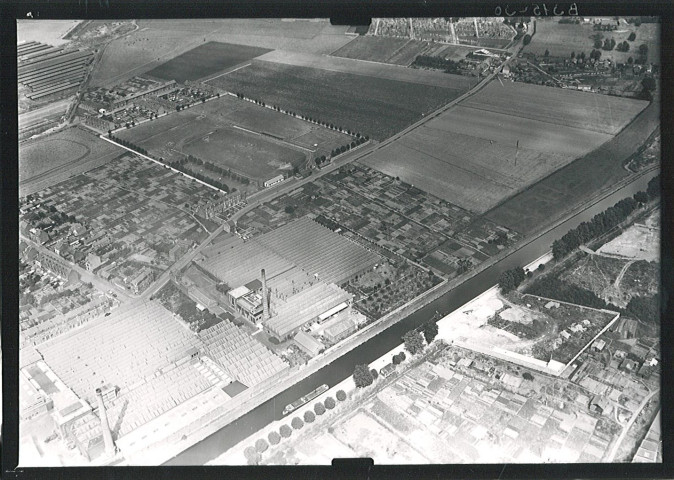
left=552, top=178, right=658, bottom=261
left=412, top=55, right=462, bottom=74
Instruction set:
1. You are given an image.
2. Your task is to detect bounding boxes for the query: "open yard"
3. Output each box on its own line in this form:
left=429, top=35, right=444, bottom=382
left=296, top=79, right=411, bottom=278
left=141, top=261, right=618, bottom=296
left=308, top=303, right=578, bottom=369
left=146, top=41, right=271, bottom=82
left=19, top=127, right=122, bottom=196
left=364, top=80, right=646, bottom=214
left=524, top=19, right=660, bottom=66
left=207, top=59, right=470, bottom=140
left=90, top=19, right=353, bottom=88
left=484, top=100, right=659, bottom=235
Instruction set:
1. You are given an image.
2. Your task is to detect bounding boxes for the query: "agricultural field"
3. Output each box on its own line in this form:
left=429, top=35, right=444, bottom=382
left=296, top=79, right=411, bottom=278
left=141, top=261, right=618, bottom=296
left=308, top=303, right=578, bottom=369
left=524, top=19, right=660, bottom=66
left=18, top=20, right=81, bottom=46
left=115, top=94, right=351, bottom=181
left=364, top=80, right=646, bottom=214
left=254, top=50, right=475, bottom=90
left=208, top=60, right=470, bottom=140
left=330, top=36, right=450, bottom=66
left=19, top=127, right=123, bottom=197
left=484, top=100, right=659, bottom=235
left=146, top=42, right=271, bottom=82
left=89, top=19, right=353, bottom=88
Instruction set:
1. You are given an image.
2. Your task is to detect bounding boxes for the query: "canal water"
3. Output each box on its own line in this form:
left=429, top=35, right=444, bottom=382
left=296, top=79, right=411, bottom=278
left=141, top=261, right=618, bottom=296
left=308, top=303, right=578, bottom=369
left=166, top=170, right=658, bottom=465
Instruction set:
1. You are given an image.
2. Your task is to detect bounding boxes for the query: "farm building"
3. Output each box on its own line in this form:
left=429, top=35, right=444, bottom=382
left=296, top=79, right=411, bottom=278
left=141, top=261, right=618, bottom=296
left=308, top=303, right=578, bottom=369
left=294, top=331, right=324, bottom=357
left=264, top=281, right=352, bottom=340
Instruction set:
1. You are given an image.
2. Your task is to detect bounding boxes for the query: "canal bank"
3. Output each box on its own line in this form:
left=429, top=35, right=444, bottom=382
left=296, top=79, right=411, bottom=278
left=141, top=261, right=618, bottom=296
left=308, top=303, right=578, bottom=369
left=164, top=167, right=658, bottom=465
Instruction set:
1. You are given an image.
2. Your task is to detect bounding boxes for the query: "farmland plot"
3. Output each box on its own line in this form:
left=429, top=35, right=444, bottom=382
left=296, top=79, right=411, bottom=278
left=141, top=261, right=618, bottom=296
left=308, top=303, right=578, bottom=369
left=208, top=60, right=469, bottom=140
left=484, top=100, right=659, bottom=235
left=364, top=80, right=644, bottom=213
left=146, top=42, right=271, bottom=82
left=331, top=36, right=448, bottom=66
left=90, top=19, right=353, bottom=88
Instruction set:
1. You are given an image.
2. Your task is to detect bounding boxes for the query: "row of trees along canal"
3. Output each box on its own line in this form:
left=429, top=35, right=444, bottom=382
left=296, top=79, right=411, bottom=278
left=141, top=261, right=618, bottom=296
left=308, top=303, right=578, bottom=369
left=242, top=389, right=349, bottom=465
left=352, top=318, right=439, bottom=388
left=498, top=175, right=660, bottom=324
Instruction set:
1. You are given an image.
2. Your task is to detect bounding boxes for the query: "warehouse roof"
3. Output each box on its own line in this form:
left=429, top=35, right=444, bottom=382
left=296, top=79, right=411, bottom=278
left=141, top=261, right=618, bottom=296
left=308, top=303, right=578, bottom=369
left=265, top=282, right=352, bottom=338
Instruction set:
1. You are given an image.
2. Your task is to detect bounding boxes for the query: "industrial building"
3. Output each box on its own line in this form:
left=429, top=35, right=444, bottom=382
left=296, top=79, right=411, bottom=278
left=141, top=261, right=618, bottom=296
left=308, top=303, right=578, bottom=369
left=294, top=331, right=324, bottom=357
left=264, top=282, right=353, bottom=340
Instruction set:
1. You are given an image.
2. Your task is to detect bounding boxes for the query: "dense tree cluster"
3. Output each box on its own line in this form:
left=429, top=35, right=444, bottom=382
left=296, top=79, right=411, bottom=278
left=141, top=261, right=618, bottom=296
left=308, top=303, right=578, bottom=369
left=525, top=276, right=617, bottom=311
left=625, top=294, right=660, bottom=323
left=498, top=266, right=526, bottom=294
left=403, top=330, right=424, bottom=355
left=628, top=32, right=637, bottom=41
left=421, top=320, right=439, bottom=344
left=392, top=351, right=406, bottom=365
left=616, top=41, right=630, bottom=52
left=412, top=55, right=462, bottom=74
left=522, top=34, right=532, bottom=45
left=551, top=185, right=656, bottom=260
left=353, top=364, right=374, bottom=388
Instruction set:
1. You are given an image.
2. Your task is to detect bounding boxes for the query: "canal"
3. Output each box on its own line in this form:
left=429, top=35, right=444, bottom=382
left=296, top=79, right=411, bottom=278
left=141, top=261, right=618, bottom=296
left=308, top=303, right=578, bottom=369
left=166, top=169, right=658, bottom=465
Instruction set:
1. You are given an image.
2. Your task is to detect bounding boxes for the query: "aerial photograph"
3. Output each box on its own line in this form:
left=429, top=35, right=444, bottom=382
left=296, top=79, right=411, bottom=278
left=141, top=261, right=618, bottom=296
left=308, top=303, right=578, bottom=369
left=17, top=16, right=660, bottom=466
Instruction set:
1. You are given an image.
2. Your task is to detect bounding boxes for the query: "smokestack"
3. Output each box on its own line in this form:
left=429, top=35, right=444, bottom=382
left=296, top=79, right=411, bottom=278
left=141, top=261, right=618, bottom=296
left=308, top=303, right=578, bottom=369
left=261, top=269, right=269, bottom=320
left=96, top=388, right=116, bottom=457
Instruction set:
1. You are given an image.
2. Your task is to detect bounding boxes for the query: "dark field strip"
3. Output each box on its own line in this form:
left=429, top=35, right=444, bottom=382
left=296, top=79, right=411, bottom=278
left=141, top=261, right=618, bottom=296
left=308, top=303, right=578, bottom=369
left=146, top=41, right=271, bottom=83
left=483, top=100, right=660, bottom=236
left=208, top=60, right=463, bottom=141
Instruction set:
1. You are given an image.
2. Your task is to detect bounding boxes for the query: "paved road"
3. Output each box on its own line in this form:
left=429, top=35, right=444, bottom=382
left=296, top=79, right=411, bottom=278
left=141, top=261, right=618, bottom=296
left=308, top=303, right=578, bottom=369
left=140, top=224, right=226, bottom=300
left=605, top=387, right=660, bottom=462
left=19, top=99, right=71, bottom=127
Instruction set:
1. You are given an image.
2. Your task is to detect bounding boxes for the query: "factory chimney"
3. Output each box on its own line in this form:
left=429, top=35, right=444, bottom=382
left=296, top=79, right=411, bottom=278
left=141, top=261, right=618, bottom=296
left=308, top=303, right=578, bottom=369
left=95, top=388, right=116, bottom=457
left=261, top=269, right=269, bottom=320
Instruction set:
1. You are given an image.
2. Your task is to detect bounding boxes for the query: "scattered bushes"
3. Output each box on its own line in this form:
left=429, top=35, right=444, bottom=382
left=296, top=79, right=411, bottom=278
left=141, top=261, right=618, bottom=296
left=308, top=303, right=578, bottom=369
left=279, top=424, right=292, bottom=438
left=304, top=410, right=316, bottom=423
left=336, top=390, right=347, bottom=401
left=324, top=397, right=336, bottom=410
left=314, top=402, right=326, bottom=415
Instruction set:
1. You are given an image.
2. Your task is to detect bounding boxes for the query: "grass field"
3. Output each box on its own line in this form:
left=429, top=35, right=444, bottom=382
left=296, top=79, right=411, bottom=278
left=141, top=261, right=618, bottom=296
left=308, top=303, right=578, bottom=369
left=484, top=100, right=660, bottom=235
left=19, top=127, right=121, bottom=195
left=116, top=95, right=349, bottom=179
left=146, top=42, right=271, bottom=82
left=363, top=80, right=646, bottom=213
left=183, top=127, right=305, bottom=179
left=525, top=19, right=660, bottom=65
left=90, top=19, right=353, bottom=88
left=207, top=60, right=469, bottom=140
